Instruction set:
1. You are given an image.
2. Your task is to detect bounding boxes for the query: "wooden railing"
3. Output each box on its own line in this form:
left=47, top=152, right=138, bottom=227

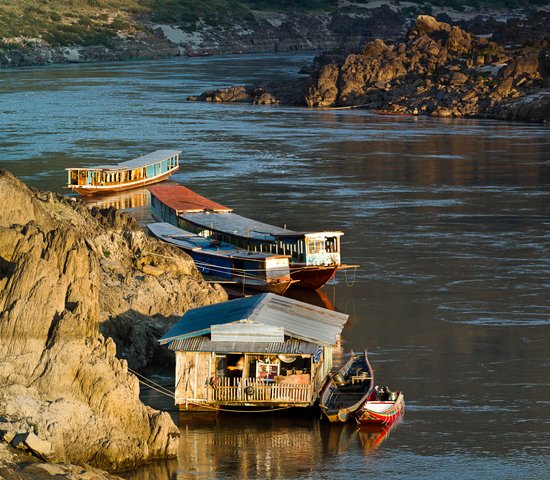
left=208, top=377, right=312, bottom=404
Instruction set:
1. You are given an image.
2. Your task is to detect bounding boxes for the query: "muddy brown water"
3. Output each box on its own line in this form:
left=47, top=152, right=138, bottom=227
left=1, top=52, right=549, bottom=479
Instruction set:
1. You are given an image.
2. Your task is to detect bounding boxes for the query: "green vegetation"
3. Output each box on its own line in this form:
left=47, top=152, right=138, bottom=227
left=0, top=0, right=546, bottom=48
left=0, top=0, right=144, bottom=47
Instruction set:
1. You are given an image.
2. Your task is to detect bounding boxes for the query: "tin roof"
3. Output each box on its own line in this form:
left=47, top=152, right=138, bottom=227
left=181, top=211, right=304, bottom=241
left=149, top=184, right=232, bottom=214
left=168, top=336, right=320, bottom=354
left=147, top=222, right=289, bottom=260
left=160, top=293, right=348, bottom=347
left=67, top=150, right=181, bottom=171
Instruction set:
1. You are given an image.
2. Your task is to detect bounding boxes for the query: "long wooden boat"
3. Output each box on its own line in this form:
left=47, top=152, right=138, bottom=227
left=356, top=388, right=405, bottom=426
left=147, top=222, right=294, bottom=294
left=66, top=150, right=180, bottom=196
left=319, top=350, right=374, bottom=423
left=148, top=184, right=357, bottom=289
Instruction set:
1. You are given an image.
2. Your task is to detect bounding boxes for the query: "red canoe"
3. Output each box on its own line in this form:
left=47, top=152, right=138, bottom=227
left=355, top=389, right=405, bottom=426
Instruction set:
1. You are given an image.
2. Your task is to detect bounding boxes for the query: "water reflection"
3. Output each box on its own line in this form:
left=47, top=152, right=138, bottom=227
left=122, top=413, right=402, bottom=480
left=81, top=186, right=151, bottom=211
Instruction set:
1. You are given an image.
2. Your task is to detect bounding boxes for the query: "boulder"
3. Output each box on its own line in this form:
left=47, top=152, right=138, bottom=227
left=306, top=64, right=340, bottom=107
left=10, top=432, right=52, bottom=460
left=498, top=50, right=544, bottom=80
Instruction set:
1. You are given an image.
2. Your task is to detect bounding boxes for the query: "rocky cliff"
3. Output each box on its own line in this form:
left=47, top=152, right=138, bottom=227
left=0, top=170, right=225, bottom=472
left=189, top=15, right=550, bottom=123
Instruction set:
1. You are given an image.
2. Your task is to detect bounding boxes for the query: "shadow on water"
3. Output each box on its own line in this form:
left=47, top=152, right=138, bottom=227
left=120, top=410, right=400, bottom=480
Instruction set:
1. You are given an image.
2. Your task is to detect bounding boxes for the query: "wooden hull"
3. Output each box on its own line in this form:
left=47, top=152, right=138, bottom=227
left=356, top=392, right=405, bottom=426
left=319, top=350, right=374, bottom=423
left=68, top=167, right=178, bottom=196
left=290, top=265, right=338, bottom=290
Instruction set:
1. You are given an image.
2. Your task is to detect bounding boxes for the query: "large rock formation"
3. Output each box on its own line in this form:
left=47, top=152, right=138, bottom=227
left=0, top=170, right=225, bottom=471
left=190, top=15, right=550, bottom=123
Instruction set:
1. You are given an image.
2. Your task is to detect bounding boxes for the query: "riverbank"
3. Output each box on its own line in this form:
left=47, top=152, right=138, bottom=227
left=0, top=170, right=226, bottom=474
left=188, top=15, right=550, bottom=123
left=1, top=3, right=548, bottom=69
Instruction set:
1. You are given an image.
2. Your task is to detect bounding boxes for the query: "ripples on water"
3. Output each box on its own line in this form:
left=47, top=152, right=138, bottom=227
left=1, top=53, right=549, bottom=479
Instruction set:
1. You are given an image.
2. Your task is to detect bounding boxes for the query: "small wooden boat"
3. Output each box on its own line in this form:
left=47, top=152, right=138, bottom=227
left=319, top=350, right=374, bottom=423
left=65, top=150, right=180, bottom=196
left=373, top=110, right=414, bottom=117
left=149, top=184, right=358, bottom=290
left=147, top=222, right=295, bottom=294
left=355, top=387, right=405, bottom=426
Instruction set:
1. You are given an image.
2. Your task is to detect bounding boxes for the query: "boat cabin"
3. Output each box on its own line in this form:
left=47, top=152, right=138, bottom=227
left=149, top=184, right=344, bottom=268
left=66, top=150, right=181, bottom=195
left=147, top=222, right=293, bottom=294
left=159, top=293, right=349, bottom=410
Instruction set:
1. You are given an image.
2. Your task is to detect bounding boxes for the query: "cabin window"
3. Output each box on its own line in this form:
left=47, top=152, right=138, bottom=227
left=226, top=354, right=245, bottom=378
left=326, top=237, right=338, bottom=253
left=215, top=355, right=227, bottom=378
left=278, top=356, right=311, bottom=376
left=307, top=239, right=325, bottom=255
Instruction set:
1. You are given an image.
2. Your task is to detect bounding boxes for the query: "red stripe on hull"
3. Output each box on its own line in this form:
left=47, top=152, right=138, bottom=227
left=69, top=168, right=177, bottom=196
left=290, top=266, right=338, bottom=290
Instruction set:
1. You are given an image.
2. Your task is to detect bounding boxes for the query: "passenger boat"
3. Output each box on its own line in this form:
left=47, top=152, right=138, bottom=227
left=149, top=184, right=357, bottom=289
left=355, top=387, right=405, bottom=426
left=66, top=150, right=180, bottom=196
left=319, top=350, right=374, bottom=423
left=147, top=222, right=294, bottom=294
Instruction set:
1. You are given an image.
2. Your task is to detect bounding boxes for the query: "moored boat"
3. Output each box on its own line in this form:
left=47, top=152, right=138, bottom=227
left=355, top=387, right=405, bottom=426
left=148, top=184, right=357, bottom=289
left=319, top=350, right=374, bottom=422
left=159, top=293, right=349, bottom=411
left=147, top=222, right=294, bottom=294
left=66, top=150, right=180, bottom=196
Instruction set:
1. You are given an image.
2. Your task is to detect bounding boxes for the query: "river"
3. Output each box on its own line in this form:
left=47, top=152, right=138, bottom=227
left=1, top=52, right=549, bottom=479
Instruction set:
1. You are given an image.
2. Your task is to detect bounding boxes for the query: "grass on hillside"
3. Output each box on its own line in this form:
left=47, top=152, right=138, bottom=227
left=0, top=0, right=144, bottom=47
left=0, top=0, right=547, bottom=48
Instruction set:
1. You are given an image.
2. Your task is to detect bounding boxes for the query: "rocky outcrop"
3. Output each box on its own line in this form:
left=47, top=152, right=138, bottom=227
left=191, top=15, right=550, bottom=123
left=0, top=170, right=225, bottom=471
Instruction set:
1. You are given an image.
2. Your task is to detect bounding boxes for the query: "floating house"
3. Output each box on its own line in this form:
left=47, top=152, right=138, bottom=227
left=159, top=293, right=349, bottom=410
left=149, top=184, right=354, bottom=289
left=147, top=222, right=294, bottom=294
left=66, top=150, right=180, bottom=196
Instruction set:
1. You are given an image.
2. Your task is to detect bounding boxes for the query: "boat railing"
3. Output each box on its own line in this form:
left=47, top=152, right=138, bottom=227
left=207, top=377, right=312, bottom=404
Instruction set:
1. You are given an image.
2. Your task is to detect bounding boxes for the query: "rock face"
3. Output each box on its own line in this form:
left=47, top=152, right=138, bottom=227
left=191, top=15, right=550, bottom=123
left=0, top=170, right=225, bottom=471
left=0, top=33, right=179, bottom=68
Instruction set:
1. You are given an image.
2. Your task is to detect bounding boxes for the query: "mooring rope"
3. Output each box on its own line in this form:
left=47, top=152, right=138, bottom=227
left=128, top=367, right=175, bottom=399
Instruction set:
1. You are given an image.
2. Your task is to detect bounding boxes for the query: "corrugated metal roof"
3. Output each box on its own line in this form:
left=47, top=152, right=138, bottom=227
left=211, top=322, right=284, bottom=343
left=160, top=293, right=348, bottom=347
left=147, top=222, right=288, bottom=260
left=149, top=184, right=232, bottom=214
left=181, top=211, right=303, bottom=241
left=168, top=336, right=320, bottom=354
left=160, top=295, right=264, bottom=345
left=67, top=150, right=181, bottom=171
left=181, top=212, right=344, bottom=242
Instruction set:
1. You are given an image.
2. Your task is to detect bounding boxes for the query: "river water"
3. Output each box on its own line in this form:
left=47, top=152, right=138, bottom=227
left=1, top=53, right=549, bottom=479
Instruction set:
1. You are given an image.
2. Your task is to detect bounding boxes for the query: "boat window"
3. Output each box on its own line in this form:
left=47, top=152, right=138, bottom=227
left=307, top=239, right=325, bottom=254
left=326, top=237, right=338, bottom=253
